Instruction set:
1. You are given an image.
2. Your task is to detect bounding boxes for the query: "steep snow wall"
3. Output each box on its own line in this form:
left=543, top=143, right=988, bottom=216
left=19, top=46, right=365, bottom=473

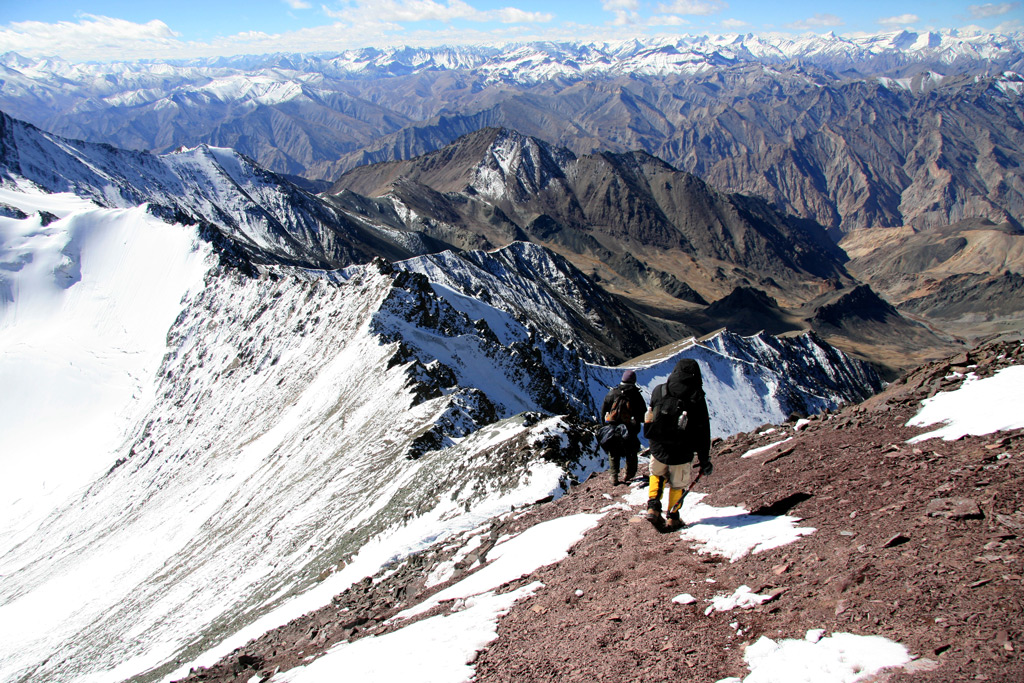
left=0, top=185, right=213, bottom=548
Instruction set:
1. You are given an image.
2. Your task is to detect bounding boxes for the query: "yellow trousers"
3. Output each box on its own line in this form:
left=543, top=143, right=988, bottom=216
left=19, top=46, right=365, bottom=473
left=648, top=459, right=692, bottom=513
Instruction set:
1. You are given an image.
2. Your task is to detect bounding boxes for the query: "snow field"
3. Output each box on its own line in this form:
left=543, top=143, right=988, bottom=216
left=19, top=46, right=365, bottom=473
left=907, top=366, right=1024, bottom=442
left=715, top=632, right=911, bottom=683
left=0, top=187, right=212, bottom=547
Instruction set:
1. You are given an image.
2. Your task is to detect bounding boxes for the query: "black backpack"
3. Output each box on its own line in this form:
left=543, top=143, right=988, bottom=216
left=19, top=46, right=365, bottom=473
left=597, top=423, right=629, bottom=452
left=645, top=385, right=693, bottom=443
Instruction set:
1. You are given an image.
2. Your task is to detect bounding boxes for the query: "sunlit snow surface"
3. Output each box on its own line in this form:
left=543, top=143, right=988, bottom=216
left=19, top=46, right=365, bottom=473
left=281, top=583, right=543, bottom=683
left=624, top=487, right=815, bottom=562
left=705, top=585, right=772, bottom=615
left=395, top=513, right=604, bottom=620
left=279, top=514, right=604, bottom=683
left=906, top=365, right=1024, bottom=442
left=0, top=186, right=212, bottom=543
left=717, top=631, right=911, bottom=683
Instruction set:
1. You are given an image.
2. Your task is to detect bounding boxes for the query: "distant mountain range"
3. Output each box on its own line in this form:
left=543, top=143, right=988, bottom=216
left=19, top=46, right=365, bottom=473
left=326, top=126, right=965, bottom=372
left=2, top=31, right=1023, bottom=236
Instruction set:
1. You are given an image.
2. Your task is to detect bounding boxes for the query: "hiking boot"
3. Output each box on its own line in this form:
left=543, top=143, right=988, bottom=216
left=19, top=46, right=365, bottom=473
left=665, top=512, right=685, bottom=530
left=610, top=472, right=620, bottom=486
left=646, top=505, right=662, bottom=522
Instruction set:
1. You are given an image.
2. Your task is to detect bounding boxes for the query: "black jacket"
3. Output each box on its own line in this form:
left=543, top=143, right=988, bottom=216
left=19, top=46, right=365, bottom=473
left=601, top=382, right=646, bottom=438
left=644, top=358, right=711, bottom=467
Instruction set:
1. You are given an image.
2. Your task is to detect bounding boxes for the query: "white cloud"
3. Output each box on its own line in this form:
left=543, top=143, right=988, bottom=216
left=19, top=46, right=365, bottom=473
left=0, top=11, right=567, bottom=62
left=721, top=18, right=749, bottom=30
left=0, top=15, right=181, bottom=60
left=324, top=0, right=476, bottom=22
left=495, top=8, right=554, bottom=23
left=655, top=0, right=727, bottom=16
left=602, top=0, right=639, bottom=9
left=322, top=0, right=550, bottom=24
left=995, top=18, right=1024, bottom=31
left=878, top=13, right=920, bottom=28
left=284, top=0, right=313, bottom=9
left=786, top=13, right=844, bottom=31
left=969, top=3, right=1017, bottom=19
left=610, top=10, right=642, bottom=25
left=649, top=15, right=688, bottom=26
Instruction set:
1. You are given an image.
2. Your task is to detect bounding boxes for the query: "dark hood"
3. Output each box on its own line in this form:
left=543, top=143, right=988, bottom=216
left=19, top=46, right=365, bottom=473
left=666, top=358, right=704, bottom=401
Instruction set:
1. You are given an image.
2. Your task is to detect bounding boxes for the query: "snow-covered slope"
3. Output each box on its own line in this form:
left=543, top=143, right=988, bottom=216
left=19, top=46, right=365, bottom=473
left=0, top=175, right=884, bottom=683
left=0, top=186, right=607, bottom=683
left=0, top=184, right=213, bottom=549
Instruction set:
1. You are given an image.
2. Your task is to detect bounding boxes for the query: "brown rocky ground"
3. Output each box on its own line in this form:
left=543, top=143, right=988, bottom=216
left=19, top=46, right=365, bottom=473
left=179, top=340, right=1024, bottom=683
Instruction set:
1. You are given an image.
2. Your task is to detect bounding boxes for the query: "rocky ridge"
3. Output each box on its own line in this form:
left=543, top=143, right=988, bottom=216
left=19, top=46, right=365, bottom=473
left=176, top=338, right=1024, bottom=683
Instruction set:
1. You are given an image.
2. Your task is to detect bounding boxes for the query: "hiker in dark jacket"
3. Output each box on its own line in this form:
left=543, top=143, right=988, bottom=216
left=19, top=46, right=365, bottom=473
left=643, top=358, right=712, bottom=530
left=600, top=369, right=647, bottom=486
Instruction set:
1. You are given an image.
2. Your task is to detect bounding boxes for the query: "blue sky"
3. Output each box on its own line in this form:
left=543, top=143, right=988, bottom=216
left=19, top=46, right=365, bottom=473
left=0, top=0, right=1021, bottom=62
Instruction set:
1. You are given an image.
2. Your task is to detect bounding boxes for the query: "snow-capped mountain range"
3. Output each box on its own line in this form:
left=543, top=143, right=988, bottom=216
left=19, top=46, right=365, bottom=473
left=2, top=31, right=1022, bottom=239
left=1, top=113, right=882, bottom=682
left=3, top=30, right=1022, bottom=89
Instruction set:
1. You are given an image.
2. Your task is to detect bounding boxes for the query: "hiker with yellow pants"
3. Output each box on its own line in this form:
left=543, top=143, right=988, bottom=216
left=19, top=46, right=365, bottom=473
left=643, top=358, right=713, bottom=530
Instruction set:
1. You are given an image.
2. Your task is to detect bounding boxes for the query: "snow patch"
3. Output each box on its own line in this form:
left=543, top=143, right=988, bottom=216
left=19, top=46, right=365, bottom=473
left=704, top=585, right=771, bottom=615
left=906, top=366, right=1024, bottom=442
left=717, top=631, right=911, bottom=683
left=623, top=488, right=814, bottom=561
left=741, top=438, right=793, bottom=458
left=395, top=513, right=604, bottom=620
left=279, top=582, right=542, bottom=683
